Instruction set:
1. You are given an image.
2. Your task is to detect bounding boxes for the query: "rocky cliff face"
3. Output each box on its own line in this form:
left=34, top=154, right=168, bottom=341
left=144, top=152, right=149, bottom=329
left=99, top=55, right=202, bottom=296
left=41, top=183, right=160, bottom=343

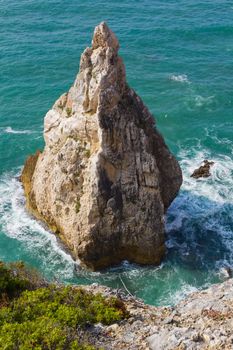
left=21, top=22, right=182, bottom=270
left=83, top=279, right=233, bottom=349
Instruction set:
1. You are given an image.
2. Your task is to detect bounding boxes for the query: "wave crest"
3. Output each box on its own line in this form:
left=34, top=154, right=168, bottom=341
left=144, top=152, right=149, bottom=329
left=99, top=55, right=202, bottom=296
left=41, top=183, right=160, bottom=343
left=170, top=74, right=190, bottom=83
left=0, top=127, right=33, bottom=135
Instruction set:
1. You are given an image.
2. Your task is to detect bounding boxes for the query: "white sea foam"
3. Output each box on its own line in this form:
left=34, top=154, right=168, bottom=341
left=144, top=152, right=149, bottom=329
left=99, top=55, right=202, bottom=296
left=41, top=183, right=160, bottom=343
left=170, top=74, right=190, bottom=84
left=0, top=171, right=75, bottom=280
left=178, top=149, right=233, bottom=203
left=194, top=95, right=215, bottom=108
left=0, top=127, right=33, bottom=135
left=204, top=126, right=233, bottom=154
left=184, top=93, right=216, bottom=111
left=166, top=145, right=233, bottom=273
left=163, top=283, right=198, bottom=306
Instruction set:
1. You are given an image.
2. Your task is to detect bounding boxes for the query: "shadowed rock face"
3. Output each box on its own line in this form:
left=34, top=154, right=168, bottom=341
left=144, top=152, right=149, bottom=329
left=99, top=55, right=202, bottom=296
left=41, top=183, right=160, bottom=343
left=21, top=22, right=182, bottom=270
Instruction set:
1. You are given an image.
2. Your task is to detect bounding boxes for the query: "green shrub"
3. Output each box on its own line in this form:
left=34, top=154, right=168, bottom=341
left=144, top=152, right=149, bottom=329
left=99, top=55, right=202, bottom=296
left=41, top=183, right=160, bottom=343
left=0, top=261, right=43, bottom=303
left=75, top=198, right=81, bottom=213
left=0, top=264, right=128, bottom=350
left=85, top=150, right=91, bottom=158
left=66, top=107, right=72, bottom=117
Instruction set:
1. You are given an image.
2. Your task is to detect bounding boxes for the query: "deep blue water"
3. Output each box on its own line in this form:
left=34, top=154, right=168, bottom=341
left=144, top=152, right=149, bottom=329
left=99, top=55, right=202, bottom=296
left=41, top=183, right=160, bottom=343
left=0, top=0, right=232, bottom=305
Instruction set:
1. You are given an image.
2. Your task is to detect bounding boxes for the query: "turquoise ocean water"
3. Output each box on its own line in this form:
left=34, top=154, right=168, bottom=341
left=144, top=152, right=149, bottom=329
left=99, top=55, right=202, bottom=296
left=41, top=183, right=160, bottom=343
left=0, top=0, right=232, bottom=306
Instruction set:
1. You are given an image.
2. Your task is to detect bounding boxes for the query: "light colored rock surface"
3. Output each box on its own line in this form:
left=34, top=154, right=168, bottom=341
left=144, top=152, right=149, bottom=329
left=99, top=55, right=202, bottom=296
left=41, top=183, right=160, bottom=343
left=21, top=22, right=182, bottom=270
left=82, top=279, right=233, bottom=349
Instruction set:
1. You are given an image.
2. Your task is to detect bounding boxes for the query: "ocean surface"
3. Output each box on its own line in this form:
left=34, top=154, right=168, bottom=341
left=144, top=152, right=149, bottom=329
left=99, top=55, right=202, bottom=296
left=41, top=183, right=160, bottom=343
left=0, top=0, right=232, bottom=306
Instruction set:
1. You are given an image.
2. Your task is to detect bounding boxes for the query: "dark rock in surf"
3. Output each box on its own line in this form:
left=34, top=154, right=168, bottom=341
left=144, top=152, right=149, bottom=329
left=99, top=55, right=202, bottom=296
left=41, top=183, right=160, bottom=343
left=191, top=160, right=214, bottom=179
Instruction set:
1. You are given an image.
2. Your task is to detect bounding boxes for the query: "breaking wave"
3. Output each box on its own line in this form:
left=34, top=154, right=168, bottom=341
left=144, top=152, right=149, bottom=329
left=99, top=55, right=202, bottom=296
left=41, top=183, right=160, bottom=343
left=170, top=74, right=190, bottom=84
left=166, top=147, right=233, bottom=274
left=0, top=170, right=76, bottom=280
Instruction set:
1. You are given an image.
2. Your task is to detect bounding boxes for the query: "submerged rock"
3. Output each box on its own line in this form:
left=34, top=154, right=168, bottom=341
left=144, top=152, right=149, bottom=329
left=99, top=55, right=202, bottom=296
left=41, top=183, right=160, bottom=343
left=191, top=160, right=215, bottom=179
left=21, top=22, right=182, bottom=270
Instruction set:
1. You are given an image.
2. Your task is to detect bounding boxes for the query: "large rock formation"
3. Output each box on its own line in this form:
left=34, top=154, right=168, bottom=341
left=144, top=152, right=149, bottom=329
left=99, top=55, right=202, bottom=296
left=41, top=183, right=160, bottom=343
left=21, top=22, right=182, bottom=270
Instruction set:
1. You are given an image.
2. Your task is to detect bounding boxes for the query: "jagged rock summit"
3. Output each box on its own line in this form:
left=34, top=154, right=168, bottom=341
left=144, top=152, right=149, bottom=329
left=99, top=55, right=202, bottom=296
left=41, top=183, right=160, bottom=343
left=21, top=22, right=182, bottom=270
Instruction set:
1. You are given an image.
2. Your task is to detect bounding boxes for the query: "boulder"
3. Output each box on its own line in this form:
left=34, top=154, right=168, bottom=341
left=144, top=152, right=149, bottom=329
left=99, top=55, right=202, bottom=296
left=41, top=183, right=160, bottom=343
left=191, top=160, right=214, bottom=179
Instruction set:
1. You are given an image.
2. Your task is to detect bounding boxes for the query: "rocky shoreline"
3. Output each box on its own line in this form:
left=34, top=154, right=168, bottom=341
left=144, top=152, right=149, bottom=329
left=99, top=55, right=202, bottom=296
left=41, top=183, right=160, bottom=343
left=83, top=279, right=233, bottom=349
left=1, top=260, right=233, bottom=349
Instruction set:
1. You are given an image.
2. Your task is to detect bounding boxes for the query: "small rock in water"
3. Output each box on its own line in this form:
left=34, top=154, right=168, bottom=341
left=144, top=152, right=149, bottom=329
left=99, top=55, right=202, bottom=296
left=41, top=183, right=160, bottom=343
left=219, top=267, right=233, bottom=279
left=190, top=159, right=214, bottom=179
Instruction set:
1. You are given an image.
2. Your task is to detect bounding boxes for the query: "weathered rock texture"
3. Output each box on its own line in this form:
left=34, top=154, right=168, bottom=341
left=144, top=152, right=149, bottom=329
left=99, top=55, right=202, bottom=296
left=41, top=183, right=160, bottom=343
left=83, top=279, right=233, bottom=349
left=21, top=22, right=182, bottom=270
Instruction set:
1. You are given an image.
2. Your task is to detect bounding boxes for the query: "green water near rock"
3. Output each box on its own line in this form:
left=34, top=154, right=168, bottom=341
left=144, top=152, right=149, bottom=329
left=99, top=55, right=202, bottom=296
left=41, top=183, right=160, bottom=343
left=0, top=0, right=232, bottom=306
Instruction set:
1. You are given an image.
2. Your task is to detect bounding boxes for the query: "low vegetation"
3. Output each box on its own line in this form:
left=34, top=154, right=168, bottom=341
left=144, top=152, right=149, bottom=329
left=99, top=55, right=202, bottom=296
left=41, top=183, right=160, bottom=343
left=75, top=198, right=81, bottom=213
left=85, top=149, right=91, bottom=158
left=0, top=261, right=128, bottom=350
left=66, top=107, right=72, bottom=117
left=0, top=261, right=44, bottom=304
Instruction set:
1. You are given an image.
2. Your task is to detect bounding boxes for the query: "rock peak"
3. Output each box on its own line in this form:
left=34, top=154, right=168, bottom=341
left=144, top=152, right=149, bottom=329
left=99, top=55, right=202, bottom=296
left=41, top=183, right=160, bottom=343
left=21, top=24, right=182, bottom=270
left=74, top=22, right=125, bottom=114
left=92, top=22, right=119, bottom=51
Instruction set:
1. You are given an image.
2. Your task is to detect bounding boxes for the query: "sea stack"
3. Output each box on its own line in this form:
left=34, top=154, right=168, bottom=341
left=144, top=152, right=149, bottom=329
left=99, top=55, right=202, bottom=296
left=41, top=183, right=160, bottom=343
left=21, top=22, right=182, bottom=270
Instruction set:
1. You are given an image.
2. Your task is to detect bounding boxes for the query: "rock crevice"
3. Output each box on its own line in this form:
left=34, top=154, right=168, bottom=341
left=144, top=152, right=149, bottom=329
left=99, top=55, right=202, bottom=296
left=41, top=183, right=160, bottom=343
left=21, top=22, right=182, bottom=270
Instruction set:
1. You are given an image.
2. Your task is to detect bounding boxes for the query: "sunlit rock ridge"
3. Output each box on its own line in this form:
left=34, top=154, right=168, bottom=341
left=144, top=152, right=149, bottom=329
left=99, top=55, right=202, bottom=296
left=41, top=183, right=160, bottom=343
left=21, top=22, right=182, bottom=270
